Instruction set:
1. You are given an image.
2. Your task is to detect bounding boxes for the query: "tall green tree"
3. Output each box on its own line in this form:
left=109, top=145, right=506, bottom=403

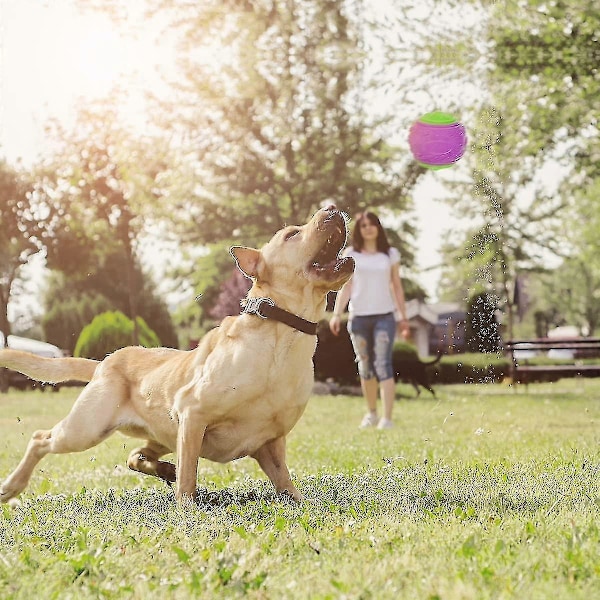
left=0, top=161, right=41, bottom=338
left=490, top=0, right=599, bottom=173
left=0, top=161, right=42, bottom=391
left=144, top=0, right=420, bottom=231
left=466, top=291, right=501, bottom=353
left=437, top=0, right=599, bottom=340
left=33, top=102, right=176, bottom=347
left=543, top=180, right=600, bottom=336
left=99, top=0, right=422, bottom=323
left=437, top=104, right=569, bottom=339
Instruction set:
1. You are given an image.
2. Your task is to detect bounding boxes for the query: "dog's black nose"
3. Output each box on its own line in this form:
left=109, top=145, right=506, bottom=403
left=322, top=203, right=336, bottom=212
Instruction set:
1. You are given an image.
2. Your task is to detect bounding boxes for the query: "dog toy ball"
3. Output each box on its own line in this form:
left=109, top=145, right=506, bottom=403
left=409, top=111, right=467, bottom=170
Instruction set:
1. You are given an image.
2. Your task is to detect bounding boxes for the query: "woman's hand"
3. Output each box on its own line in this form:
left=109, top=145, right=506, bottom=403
left=398, top=319, right=410, bottom=340
left=329, top=315, right=342, bottom=336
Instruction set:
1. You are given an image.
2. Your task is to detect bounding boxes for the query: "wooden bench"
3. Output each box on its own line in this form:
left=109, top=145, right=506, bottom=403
left=505, top=338, right=600, bottom=386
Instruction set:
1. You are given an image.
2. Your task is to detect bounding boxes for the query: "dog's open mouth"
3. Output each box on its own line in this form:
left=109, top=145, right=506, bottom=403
left=308, top=212, right=354, bottom=278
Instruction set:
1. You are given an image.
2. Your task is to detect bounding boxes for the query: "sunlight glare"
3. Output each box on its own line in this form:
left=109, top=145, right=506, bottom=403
left=73, top=21, right=127, bottom=96
left=1, top=0, right=176, bottom=162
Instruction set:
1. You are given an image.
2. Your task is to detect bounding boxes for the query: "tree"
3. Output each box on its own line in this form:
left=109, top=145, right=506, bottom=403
left=477, top=0, right=600, bottom=338
left=148, top=0, right=419, bottom=226
left=490, top=0, right=600, bottom=178
left=436, top=103, right=570, bottom=339
left=434, top=1, right=600, bottom=342
left=41, top=265, right=178, bottom=354
left=0, top=161, right=41, bottom=338
left=209, top=268, right=252, bottom=322
left=539, top=180, right=600, bottom=336
left=79, top=0, right=424, bottom=326
left=0, top=161, right=43, bottom=392
left=466, top=291, right=501, bottom=353
left=33, top=102, right=175, bottom=346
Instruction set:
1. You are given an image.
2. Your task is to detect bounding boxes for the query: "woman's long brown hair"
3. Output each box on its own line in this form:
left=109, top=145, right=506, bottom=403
left=351, top=211, right=391, bottom=254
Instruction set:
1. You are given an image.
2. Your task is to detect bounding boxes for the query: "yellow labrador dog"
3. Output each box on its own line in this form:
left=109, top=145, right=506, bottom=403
left=0, top=206, right=354, bottom=505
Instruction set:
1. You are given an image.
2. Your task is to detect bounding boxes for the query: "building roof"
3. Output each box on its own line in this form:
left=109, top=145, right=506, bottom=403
left=427, top=302, right=465, bottom=317
left=406, top=299, right=438, bottom=325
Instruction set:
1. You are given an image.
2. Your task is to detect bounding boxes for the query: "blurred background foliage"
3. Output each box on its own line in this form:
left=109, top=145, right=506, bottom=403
left=74, top=310, right=161, bottom=361
left=0, top=0, right=598, bottom=355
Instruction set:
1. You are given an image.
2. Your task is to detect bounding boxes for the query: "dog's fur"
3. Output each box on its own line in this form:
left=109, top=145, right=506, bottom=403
left=0, top=207, right=354, bottom=504
left=396, top=354, right=442, bottom=397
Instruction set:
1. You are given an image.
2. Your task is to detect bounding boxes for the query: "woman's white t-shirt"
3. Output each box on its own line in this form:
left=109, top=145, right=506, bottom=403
left=343, top=246, right=400, bottom=317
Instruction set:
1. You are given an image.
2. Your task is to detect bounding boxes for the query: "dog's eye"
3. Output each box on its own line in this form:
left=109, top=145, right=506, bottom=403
left=284, top=229, right=300, bottom=241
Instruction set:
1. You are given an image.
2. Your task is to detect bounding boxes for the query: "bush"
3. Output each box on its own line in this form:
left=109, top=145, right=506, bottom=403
left=74, top=311, right=161, bottom=360
left=314, top=318, right=358, bottom=384
left=314, top=315, right=511, bottom=385
left=466, top=292, right=502, bottom=353
left=42, top=268, right=178, bottom=354
left=314, top=317, right=426, bottom=384
left=431, top=352, right=510, bottom=384
left=392, top=340, right=420, bottom=363
left=42, top=292, right=112, bottom=355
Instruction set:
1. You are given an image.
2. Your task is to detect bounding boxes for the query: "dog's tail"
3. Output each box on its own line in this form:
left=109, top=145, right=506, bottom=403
left=0, top=349, right=99, bottom=384
left=424, top=353, right=443, bottom=366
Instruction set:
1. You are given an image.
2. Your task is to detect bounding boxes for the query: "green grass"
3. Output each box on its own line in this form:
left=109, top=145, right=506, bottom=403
left=1, top=380, right=600, bottom=599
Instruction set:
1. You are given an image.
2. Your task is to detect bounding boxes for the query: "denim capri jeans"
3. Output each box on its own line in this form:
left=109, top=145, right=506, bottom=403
left=347, top=312, right=396, bottom=382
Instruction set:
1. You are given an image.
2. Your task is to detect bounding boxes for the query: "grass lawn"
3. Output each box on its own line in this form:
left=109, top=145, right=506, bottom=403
left=1, top=379, right=600, bottom=599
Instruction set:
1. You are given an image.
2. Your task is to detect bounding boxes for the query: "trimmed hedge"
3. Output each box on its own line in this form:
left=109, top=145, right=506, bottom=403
left=314, top=319, right=358, bottom=384
left=314, top=316, right=511, bottom=385
left=74, top=310, right=161, bottom=360
left=430, top=352, right=510, bottom=384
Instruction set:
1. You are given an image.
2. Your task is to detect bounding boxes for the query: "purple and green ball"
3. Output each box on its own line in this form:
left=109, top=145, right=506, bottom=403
left=409, top=111, right=467, bottom=170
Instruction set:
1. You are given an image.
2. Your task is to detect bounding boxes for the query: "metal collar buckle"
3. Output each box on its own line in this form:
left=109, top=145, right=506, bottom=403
left=243, top=297, right=275, bottom=319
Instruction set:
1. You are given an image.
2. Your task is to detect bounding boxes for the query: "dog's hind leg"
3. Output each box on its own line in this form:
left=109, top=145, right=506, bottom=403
left=252, top=436, right=302, bottom=502
left=415, top=376, right=436, bottom=397
left=0, top=420, right=115, bottom=503
left=0, top=379, right=124, bottom=503
left=127, top=441, right=176, bottom=484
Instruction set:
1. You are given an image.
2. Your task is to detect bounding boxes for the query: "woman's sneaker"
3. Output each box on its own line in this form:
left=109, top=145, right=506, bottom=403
left=359, top=412, right=379, bottom=428
left=377, top=418, right=394, bottom=430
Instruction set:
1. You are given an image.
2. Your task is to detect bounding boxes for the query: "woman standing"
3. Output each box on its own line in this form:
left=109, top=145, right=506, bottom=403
left=329, top=211, right=409, bottom=429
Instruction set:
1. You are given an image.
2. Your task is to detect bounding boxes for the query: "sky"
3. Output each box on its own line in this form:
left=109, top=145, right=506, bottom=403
left=0, top=0, right=471, bottom=319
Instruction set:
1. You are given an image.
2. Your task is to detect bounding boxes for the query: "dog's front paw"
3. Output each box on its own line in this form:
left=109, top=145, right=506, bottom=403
left=278, top=488, right=303, bottom=503
left=0, top=483, right=21, bottom=507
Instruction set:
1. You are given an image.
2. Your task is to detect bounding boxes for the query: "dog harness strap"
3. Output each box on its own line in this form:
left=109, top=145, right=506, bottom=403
left=242, top=297, right=318, bottom=335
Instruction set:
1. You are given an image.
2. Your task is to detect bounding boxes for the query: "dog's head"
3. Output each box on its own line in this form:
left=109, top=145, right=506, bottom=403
left=230, top=206, right=354, bottom=309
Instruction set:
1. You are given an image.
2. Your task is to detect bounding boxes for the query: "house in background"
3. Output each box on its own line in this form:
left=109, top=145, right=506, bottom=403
left=429, top=302, right=467, bottom=355
left=405, top=300, right=467, bottom=357
left=405, top=299, right=438, bottom=357
left=326, top=294, right=468, bottom=358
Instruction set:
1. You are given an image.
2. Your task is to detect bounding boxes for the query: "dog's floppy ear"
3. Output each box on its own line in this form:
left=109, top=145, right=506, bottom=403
left=230, top=246, right=261, bottom=279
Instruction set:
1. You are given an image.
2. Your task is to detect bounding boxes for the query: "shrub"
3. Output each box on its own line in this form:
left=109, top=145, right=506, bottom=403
left=314, top=318, right=358, bottom=384
left=314, top=317, right=425, bottom=384
left=466, top=292, right=502, bottom=353
left=314, top=315, right=511, bottom=385
left=74, top=311, right=161, bottom=360
left=432, top=352, right=510, bottom=384
left=209, top=268, right=252, bottom=320
left=392, top=340, right=419, bottom=363
left=42, top=293, right=114, bottom=355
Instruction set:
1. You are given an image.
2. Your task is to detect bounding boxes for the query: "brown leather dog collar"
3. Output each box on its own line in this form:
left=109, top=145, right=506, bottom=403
left=241, top=297, right=318, bottom=335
